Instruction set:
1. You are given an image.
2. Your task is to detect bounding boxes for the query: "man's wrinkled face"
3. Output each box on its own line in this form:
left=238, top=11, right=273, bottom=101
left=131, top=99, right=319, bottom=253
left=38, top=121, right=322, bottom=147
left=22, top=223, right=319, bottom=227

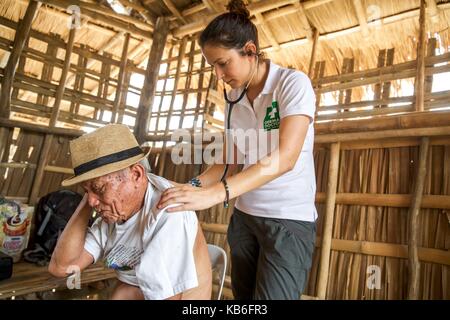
left=81, top=169, right=135, bottom=224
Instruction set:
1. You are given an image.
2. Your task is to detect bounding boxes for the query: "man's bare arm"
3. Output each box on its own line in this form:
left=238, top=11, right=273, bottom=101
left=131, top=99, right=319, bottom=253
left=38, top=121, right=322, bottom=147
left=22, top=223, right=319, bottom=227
left=48, top=193, right=94, bottom=277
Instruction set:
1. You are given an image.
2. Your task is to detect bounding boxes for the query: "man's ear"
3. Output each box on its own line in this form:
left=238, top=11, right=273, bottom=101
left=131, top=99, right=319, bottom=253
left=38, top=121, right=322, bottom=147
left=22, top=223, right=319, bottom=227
left=129, top=163, right=145, bottom=183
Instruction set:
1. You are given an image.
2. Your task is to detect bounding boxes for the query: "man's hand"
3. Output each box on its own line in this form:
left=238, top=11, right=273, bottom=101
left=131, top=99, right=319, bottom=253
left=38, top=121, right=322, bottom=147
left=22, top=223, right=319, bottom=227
left=157, top=183, right=226, bottom=212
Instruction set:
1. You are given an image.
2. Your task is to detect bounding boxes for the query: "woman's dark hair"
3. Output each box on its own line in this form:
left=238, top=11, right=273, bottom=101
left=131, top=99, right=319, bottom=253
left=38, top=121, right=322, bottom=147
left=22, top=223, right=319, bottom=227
left=199, top=0, right=259, bottom=54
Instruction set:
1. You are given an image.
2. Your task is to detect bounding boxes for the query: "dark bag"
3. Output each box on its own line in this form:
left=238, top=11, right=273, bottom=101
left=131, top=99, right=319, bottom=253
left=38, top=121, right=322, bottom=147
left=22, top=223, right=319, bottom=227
left=24, top=190, right=92, bottom=266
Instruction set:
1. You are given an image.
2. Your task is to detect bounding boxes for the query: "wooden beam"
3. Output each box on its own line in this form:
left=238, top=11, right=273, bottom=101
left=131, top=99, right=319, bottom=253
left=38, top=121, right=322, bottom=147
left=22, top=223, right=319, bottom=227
left=0, top=118, right=83, bottom=137
left=351, top=0, right=369, bottom=38
left=112, top=33, right=130, bottom=123
left=117, top=0, right=155, bottom=26
left=415, top=0, right=427, bottom=112
left=316, top=142, right=340, bottom=300
left=426, top=0, right=440, bottom=25
left=293, top=2, right=314, bottom=40
left=38, top=0, right=153, bottom=40
left=308, top=28, right=319, bottom=77
left=173, top=0, right=330, bottom=38
left=181, top=3, right=207, bottom=17
left=0, top=0, right=41, bottom=118
left=407, top=137, right=429, bottom=299
left=134, top=17, right=170, bottom=144
left=315, top=110, right=450, bottom=134
left=201, top=224, right=450, bottom=266
left=316, top=126, right=450, bottom=143
left=255, top=12, right=280, bottom=50
left=201, top=0, right=221, bottom=13
left=163, top=0, right=188, bottom=24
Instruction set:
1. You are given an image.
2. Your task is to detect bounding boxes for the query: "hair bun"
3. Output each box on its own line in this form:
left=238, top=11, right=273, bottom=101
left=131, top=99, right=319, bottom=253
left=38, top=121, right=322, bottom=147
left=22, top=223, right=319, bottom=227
left=226, top=0, right=250, bottom=19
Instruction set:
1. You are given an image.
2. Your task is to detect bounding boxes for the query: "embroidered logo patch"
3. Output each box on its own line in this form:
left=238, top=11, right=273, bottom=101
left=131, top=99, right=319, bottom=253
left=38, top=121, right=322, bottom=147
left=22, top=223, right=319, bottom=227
left=263, top=101, right=280, bottom=131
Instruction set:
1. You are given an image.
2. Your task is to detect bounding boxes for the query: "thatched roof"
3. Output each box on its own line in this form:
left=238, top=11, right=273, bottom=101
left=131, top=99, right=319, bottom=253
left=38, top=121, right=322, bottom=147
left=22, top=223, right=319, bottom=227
left=0, top=0, right=449, bottom=128
left=2, top=0, right=449, bottom=75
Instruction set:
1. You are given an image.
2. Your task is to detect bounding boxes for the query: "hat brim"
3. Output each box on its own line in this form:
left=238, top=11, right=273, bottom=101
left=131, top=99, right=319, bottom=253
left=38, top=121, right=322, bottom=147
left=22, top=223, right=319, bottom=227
left=61, top=148, right=151, bottom=187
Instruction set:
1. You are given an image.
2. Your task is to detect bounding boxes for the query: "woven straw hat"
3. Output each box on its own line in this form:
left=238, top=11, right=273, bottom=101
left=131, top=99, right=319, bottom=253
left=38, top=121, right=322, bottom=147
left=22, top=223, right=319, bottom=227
left=62, top=124, right=150, bottom=187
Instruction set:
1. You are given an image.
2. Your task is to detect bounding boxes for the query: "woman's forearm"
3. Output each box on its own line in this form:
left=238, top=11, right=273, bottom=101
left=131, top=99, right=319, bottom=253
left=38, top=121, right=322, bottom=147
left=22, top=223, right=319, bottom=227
left=197, top=163, right=237, bottom=187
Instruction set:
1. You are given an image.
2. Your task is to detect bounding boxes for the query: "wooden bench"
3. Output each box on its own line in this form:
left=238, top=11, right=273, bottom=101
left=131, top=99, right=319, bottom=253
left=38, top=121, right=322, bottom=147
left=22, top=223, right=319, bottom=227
left=0, top=262, right=116, bottom=299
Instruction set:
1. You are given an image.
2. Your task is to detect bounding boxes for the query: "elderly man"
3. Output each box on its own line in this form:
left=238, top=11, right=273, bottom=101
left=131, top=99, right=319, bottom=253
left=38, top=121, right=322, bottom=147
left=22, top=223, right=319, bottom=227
left=48, top=124, right=212, bottom=300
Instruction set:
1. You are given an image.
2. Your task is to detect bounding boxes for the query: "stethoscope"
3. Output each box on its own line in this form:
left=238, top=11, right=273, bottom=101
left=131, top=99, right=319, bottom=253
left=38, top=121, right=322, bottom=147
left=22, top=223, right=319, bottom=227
left=220, top=56, right=259, bottom=182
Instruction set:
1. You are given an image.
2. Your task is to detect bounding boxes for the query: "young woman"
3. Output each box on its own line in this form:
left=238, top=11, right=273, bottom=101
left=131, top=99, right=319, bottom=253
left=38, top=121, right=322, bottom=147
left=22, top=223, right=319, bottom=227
left=158, top=0, right=317, bottom=300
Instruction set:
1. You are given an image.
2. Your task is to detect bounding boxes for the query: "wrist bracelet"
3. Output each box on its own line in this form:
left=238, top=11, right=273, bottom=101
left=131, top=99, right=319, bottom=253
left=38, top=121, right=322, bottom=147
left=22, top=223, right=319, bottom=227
left=188, top=177, right=202, bottom=187
left=222, top=179, right=230, bottom=209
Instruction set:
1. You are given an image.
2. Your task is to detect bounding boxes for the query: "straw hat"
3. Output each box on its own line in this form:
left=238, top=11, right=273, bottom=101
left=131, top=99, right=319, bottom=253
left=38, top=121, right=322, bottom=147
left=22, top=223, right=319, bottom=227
left=62, top=124, right=150, bottom=187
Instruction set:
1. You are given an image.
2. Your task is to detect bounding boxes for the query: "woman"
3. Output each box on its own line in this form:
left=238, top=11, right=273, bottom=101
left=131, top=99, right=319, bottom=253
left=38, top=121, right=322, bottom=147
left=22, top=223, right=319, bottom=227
left=158, top=0, right=317, bottom=300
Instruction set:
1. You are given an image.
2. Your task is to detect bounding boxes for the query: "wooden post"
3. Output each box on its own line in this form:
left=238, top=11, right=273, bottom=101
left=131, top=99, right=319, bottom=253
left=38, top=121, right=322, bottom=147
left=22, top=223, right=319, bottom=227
left=29, top=27, right=75, bottom=205
left=407, top=137, right=429, bottom=299
left=424, top=38, right=437, bottom=95
left=414, top=0, right=427, bottom=112
left=112, top=33, right=130, bottom=123
left=49, top=27, right=76, bottom=127
left=380, top=48, right=395, bottom=108
left=37, top=35, right=58, bottom=106
left=154, top=45, right=174, bottom=138
left=134, top=17, right=169, bottom=144
left=0, top=0, right=41, bottom=118
left=118, top=70, right=132, bottom=124
left=308, top=28, right=319, bottom=78
left=312, top=60, right=326, bottom=117
left=316, top=142, right=340, bottom=300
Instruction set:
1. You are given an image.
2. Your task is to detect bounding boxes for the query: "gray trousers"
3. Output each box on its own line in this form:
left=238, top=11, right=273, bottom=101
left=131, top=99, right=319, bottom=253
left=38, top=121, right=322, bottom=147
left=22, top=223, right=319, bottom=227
left=227, top=207, right=316, bottom=300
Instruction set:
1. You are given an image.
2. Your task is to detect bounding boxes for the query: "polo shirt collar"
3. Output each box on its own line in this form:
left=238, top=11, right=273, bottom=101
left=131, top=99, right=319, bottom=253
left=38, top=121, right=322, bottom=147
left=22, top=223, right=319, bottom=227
left=261, top=60, right=279, bottom=95
left=232, top=60, right=279, bottom=104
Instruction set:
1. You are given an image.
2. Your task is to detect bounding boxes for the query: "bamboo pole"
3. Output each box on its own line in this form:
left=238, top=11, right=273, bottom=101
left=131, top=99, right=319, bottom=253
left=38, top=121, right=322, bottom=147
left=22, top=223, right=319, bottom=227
left=134, top=17, right=169, bottom=144
left=408, top=137, right=430, bottom=299
left=0, top=0, right=41, bottom=118
left=112, top=33, right=130, bottom=123
left=316, top=142, right=340, bottom=299
left=414, top=0, right=427, bottom=112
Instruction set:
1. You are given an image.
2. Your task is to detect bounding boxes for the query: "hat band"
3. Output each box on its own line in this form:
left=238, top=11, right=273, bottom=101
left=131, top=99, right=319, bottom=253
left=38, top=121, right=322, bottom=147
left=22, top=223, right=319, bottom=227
left=73, top=146, right=143, bottom=176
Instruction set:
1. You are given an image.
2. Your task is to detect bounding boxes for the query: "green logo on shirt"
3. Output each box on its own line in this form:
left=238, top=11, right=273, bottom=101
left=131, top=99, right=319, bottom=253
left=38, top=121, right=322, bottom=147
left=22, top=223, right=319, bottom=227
left=263, top=101, right=280, bottom=131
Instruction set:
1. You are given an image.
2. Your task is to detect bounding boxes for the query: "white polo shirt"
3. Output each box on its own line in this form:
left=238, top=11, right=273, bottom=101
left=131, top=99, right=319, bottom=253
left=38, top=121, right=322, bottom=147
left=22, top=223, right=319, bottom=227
left=225, top=61, right=317, bottom=222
